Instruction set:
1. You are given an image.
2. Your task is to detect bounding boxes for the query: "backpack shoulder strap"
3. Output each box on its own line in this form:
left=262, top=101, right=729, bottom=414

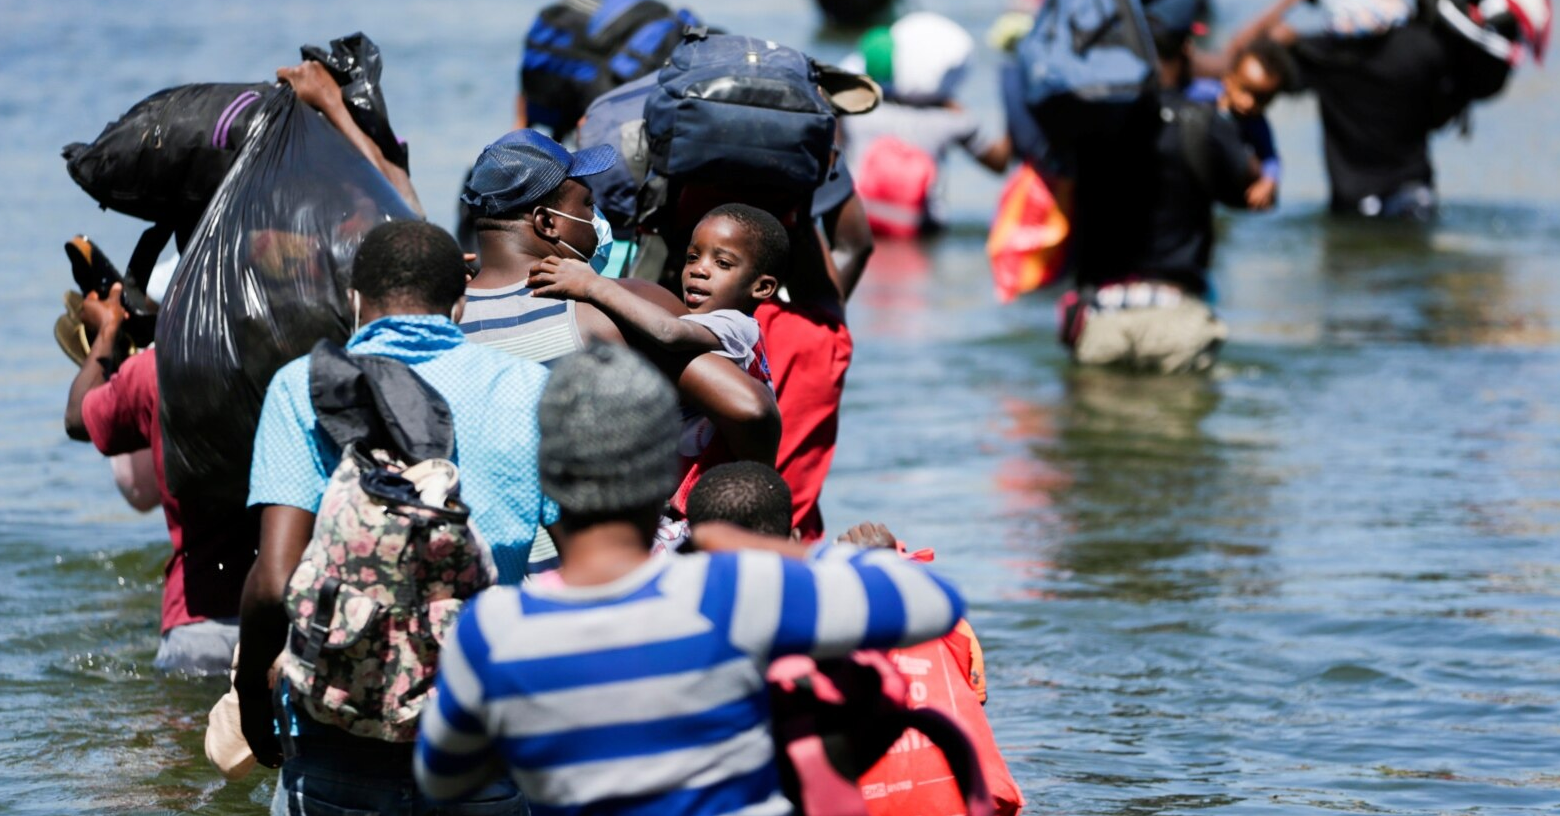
left=294, top=576, right=342, bottom=676
left=308, top=340, right=456, bottom=462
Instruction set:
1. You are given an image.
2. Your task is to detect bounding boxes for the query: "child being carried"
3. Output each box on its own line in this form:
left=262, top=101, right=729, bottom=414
left=527, top=203, right=787, bottom=506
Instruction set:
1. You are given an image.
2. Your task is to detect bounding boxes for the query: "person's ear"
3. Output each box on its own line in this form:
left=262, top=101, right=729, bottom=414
left=530, top=206, right=560, bottom=240
left=790, top=528, right=802, bottom=541
left=449, top=294, right=467, bottom=324
left=751, top=273, right=779, bottom=302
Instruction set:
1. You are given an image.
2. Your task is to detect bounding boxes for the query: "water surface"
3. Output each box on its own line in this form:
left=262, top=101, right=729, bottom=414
left=1, top=1, right=1557, bottom=813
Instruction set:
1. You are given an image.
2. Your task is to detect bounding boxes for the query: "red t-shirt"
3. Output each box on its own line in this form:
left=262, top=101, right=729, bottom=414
left=755, top=298, right=853, bottom=541
left=81, top=351, right=251, bottom=632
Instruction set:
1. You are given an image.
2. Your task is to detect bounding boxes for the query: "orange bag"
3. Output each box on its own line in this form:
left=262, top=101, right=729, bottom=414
left=856, top=541, right=1025, bottom=816
left=986, top=164, right=1071, bottom=303
left=857, top=136, right=938, bottom=238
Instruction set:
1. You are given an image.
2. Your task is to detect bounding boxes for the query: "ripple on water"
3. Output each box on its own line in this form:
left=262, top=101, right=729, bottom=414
left=4, top=1, right=1560, bottom=814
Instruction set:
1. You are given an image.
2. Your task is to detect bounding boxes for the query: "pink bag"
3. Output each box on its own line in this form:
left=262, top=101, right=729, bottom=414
left=857, top=137, right=938, bottom=238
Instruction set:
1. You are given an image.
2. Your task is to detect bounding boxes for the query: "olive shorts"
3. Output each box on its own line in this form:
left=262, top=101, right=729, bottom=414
left=1072, top=299, right=1228, bottom=374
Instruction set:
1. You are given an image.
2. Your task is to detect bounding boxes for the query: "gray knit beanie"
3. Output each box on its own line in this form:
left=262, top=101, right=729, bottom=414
left=539, top=342, right=681, bottom=515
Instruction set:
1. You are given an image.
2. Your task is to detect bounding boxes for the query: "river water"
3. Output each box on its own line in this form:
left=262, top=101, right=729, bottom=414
left=2, top=0, right=1557, bottom=814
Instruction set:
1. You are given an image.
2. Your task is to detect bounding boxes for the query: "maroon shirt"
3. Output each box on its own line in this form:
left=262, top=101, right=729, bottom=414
left=82, top=351, right=253, bottom=631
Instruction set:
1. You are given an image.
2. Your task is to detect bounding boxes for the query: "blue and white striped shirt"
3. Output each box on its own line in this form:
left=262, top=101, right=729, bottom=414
left=415, top=545, right=965, bottom=815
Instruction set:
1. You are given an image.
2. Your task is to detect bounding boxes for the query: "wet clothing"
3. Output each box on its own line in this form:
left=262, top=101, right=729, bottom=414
left=249, top=315, right=557, bottom=585
left=1185, top=79, right=1281, bottom=181
left=1071, top=91, right=1256, bottom=295
left=1072, top=288, right=1229, bottom=373
left=460, top=281, right=583, bottom=367
left=155, top=617, right=239, bottom=677
left=415, top=544, right=966, bottom=816
left=755, top=298, right=853, bottom=540
left=81, top=350, right=254, bottom=644
left=1289, top=26, right=1447, bottom=214
left=272, top=720, right=524, bottom=816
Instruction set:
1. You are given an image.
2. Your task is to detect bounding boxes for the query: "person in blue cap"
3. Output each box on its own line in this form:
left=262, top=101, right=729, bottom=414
left=459, top=129, right=782, bottom=573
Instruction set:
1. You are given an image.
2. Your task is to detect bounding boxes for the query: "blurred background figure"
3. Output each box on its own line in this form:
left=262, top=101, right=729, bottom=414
left=842, top=12, right=1014, bottom=237
left=459, top=0, right=704, bottom=252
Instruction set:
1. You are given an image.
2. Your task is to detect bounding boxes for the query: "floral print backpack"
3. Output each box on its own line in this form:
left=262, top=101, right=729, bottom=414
left=279, top=341, right=496, bottom=742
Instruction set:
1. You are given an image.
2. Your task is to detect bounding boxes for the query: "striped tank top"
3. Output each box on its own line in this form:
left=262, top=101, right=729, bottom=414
left=460, top=280, right=583, bottom=365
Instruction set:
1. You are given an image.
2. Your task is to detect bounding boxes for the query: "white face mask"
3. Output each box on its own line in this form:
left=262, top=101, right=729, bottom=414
left=351, top=289, right=362, bottom=334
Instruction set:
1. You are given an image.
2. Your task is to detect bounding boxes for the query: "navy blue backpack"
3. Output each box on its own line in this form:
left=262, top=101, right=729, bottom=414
left=521, top=0, right=700, bottom=135
left=1014, top=0, right=1159, bottom=158
left=577, top=73, right=660, bottom=229
left=644, top=30, right=838, bottom=191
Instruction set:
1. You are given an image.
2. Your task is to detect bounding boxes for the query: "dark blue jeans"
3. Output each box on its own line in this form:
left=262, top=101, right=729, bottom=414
left=269, top=737, right=525, bottom=816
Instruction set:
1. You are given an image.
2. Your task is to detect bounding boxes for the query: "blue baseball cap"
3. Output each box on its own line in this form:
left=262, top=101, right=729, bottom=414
left=461, top=129, right=618, bottom=217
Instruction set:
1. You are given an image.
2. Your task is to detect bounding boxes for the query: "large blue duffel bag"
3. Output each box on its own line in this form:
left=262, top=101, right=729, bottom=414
left=1013, top=0, right=1159, bottom=160
left=644, top=29, right=837, bottom=191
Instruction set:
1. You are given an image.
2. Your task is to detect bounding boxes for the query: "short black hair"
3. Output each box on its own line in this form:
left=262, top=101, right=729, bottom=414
left=701, top=203, right=789, bottom=283
left=685, top=461, right=793, bottom=537
left=350, top=220, right=468, bottom=312
left=1237, top=36, right=1297, bottom=91
left=473, top=183, right=570, bottom=233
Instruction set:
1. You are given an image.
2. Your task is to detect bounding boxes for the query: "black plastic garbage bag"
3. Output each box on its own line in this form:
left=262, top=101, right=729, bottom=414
left=301, top=32, right=409, bottom=170
left=63, top=82, right=277, bottom=226
left=155, top=87, right=418, bottom=505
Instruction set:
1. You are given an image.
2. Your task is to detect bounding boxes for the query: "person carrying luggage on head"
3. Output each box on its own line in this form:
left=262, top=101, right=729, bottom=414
left=1005, top=0, right=1260, bottom=373
left=596, top=29, right=882, bottom=540
left=56, top=60, right=418, bottom=678
left=455, top=0, right=703, bottom=252
left=1217, top=0, right=1548, bottom=219
left=841, top=12, right=1015, bottom=237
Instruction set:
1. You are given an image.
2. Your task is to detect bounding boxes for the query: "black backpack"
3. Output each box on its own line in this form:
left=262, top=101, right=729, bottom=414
left=63, top=82, right=276, bottom=228
left=62, top=33, right=407, bottom=292
left=521, top=1, right=701, bottom=135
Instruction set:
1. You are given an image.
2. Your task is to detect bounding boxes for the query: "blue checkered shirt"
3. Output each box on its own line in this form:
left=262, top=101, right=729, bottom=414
left=248, top=315, right=558, bottom=583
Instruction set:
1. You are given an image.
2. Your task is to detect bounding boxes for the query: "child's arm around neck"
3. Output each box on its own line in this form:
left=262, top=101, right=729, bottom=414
left=528, top=257, right=723, bottom=353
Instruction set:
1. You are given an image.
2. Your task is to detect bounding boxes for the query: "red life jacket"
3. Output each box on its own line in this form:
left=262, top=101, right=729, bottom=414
left=859, top=624, right=1026, bottom=816
left=856, top=543, right=1026, bottom=816
left=768, top=650, right=996, bottom=816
